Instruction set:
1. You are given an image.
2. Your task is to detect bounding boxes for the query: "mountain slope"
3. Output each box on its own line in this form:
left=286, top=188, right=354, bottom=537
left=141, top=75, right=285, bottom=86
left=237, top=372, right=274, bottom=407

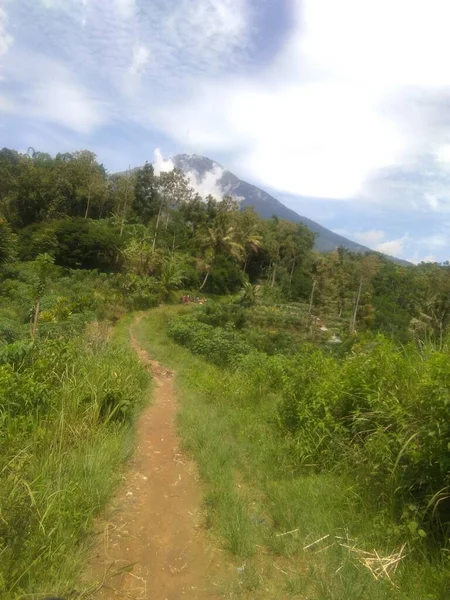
left=173, top=154, right=409, bottom=264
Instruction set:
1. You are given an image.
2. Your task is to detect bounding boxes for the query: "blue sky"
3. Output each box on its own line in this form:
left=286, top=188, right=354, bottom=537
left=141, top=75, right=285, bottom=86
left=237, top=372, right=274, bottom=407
left=1, top=0, right=450, bottom=262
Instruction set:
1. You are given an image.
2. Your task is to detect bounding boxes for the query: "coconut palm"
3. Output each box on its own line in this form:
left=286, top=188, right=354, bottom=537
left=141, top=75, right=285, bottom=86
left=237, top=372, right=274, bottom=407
left=159, top=256, right=187, bottom=298
left=236, top=209, right=263, bottom=273
left=198, top=220, right=244, bottom=290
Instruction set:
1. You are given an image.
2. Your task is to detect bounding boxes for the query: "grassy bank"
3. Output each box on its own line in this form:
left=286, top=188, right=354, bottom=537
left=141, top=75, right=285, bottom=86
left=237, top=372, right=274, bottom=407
left=0, top=317, right=150, bottom=599
left=134, top=307, right=449, bottom=600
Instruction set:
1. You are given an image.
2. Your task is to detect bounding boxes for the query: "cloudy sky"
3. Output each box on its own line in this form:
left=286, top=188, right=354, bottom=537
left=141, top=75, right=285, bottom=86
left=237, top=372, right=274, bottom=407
left=1, top=0, right=450, bottom=262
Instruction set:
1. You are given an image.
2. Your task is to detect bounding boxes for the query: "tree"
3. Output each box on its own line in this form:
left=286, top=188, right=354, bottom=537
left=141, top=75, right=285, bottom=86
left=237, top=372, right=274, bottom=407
left=197, top=199, right=244, bottom=290
left=134, top=162, right=159, bottom=224
left=0, top=218, right=17, bottom=271
left=71, top=151, right=108, bottom=219
left=30, top=253, right=55, bottom=338
left=178, top=194, right=208, bottom=235
left=262, top=217, right=315, bottom=291
left=235, top=208, right=262, bottom=273
left=122, top=225, right=162, bottom=276
left=110, top=169, right=135, bottom=235
left=5, top=155, right=54, bottom=227
left=159, top=255, right=187, bottom=298
left=54, top=218, right=122, bottom=271
left=349, top=254, right=381, bottom=334
left=413, top=263, right=450, bottom=348
left=154, top=169, right=196, bottom=248
left=18, top=222, right=58, bottom=261
left=158, top=168, right=196, bottom=210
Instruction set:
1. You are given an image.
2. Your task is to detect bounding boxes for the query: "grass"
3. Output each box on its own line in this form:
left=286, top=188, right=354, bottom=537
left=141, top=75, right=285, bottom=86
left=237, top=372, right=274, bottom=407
left=133, top=306, right=450, bottom=599
left=0, top=317, right=151, bottom=599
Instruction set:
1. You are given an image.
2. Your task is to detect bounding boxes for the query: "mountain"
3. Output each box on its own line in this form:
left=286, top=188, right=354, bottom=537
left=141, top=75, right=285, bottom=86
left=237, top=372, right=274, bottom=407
left=172, top=154, right=410, bottom=265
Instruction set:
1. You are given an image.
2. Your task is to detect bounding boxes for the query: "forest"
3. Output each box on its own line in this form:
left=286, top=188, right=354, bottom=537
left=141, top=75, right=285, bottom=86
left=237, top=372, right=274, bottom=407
left=0, top=147, right=449, bottom=598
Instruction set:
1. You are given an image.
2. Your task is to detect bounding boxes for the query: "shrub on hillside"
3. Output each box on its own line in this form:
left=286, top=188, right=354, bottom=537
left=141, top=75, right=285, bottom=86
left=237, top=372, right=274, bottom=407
left=168, top=309, right=450, bottom=545
left=54, top=218, right=124, bottom=271
left=205, top=254, right=244, bottom=295
left=0, top=327, right=149, bottom=595
left=113, top=273, right=164, bottom=310
left=196, top=302, right=247, bottom=329
left=18, top=222, right=59, bottom=261
left=167, top=314, right=251, bottom=367
left=273, top=337, right=450, bottom=542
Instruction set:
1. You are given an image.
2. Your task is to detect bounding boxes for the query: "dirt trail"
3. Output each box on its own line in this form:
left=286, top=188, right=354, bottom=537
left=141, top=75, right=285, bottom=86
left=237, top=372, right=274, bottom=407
left=89, top=316, right=224, bottom=600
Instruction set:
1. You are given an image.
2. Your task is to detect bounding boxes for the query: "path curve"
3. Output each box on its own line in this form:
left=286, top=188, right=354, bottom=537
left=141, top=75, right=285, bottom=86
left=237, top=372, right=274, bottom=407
left=89, top=315, right=224, bottom=600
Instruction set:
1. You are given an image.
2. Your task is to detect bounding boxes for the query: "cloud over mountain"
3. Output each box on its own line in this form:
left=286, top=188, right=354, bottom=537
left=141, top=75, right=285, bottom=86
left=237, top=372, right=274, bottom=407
left=1, top=0, right=450, bottom=261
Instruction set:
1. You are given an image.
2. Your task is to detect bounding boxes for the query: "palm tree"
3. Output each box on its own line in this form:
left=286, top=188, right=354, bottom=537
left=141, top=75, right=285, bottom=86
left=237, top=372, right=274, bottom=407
left=122, top=226, right=155, bottom=275
left=159, top=256, right=187, bottom=298
left=198, top=221, right=244, bottom=290
left=239, top=281, right=261, bottom=307
left=236, top=211, right=262, bottom=273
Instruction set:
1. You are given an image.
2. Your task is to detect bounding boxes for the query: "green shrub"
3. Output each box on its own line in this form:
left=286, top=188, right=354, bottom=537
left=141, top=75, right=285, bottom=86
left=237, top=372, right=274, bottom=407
left=113, top=273, right=164, bottom=310
left=196, top=302, right=247, bottom=329
left=168, top=314, right=251, bottom=367
left=53, top=217, right=124, bottom=271
left=205, top=254, right=244, bottom=295
left=0, top=325, right=149, bottom=597
left=168, top=308, right=450, bottom=547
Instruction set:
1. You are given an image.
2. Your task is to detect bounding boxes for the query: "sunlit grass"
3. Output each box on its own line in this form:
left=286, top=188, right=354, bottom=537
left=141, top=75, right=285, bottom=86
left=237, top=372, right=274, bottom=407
left=134, top=307, right=450, bottom=599
left=0, top=317, right=150, bottom=599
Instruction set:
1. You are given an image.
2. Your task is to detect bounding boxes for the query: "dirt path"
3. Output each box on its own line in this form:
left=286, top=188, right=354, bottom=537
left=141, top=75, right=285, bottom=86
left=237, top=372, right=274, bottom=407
left=89, top=316, right=224, bottom=600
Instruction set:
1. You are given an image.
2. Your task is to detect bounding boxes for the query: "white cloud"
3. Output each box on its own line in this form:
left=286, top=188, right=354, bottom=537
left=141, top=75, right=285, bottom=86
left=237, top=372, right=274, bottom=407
left=40, top=0, right=135, bottom=16
left=335, top=229, right=409, bottom=257
left=406, top=252, right=438, bottom=265
left=300, top=0, right=450, bottom=88
left=153, top=148, right=175, bottom=175
left=0, top=94, right=12, bottom=112
left=0, top=48, right=108, bottom=133
left=143, top=0, right=450, bottom=203
left=7, top=0, right=450, bottom=249
left=0, top=7, right=13, bottom=57
left=425, top=193, right=440, bottom=211
left=153, top=148, right=225, bottom=199
left=418, top=233, right=448, bottom=248
left=186, top=164, right=224, bottom=199
left=30, top=80, right=107, bottom=133
left=435, top=145, right=450, bottom=166
left=350, top=230, right=386, bottom=246
left=375, top=235, right=409, bottom=256
left=129, top=43, right=150, bottom=76
left=114, top=0, right=135, bottom=19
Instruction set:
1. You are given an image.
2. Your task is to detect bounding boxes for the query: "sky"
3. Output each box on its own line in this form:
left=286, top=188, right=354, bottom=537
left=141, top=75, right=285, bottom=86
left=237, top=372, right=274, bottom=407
left=1, top=0, right=450, bottom=263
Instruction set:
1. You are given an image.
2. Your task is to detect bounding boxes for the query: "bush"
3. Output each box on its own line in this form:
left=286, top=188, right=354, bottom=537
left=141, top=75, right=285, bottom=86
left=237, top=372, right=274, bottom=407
left=0, top=316, right=20, bottom=344
left=196, top=302, right=247, bottom=329
left=168, top=308, right=450, bottom=547
left=0, top=326, right=149, bottom=596
left=205, top=254, right=244, bottom=295
left=54, top=218, right=124, bottom=271
left=273, top=338, right=450, bottom=542
left=18, top=222, right=59, bottom=261
left=168, top=314, right=251, bottom=367
left=113, top=273, right=164, bottom=310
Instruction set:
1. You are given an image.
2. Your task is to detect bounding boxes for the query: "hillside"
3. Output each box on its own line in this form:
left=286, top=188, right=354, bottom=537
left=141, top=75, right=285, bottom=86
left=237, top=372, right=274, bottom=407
left=1, top=146, right=449, bottom=599
left=173, top=154, right=410, bottom=265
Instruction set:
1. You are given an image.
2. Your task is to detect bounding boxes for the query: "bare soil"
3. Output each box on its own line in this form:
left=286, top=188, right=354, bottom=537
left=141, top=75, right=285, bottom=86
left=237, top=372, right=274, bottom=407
left=89, top=317, right=225, bottom=599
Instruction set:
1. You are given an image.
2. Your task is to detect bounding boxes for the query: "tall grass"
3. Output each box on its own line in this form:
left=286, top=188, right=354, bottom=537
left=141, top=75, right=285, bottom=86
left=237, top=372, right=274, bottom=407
left=135, top=307, right=450, bottom=599
left=0, top=319, right=150, bottom=598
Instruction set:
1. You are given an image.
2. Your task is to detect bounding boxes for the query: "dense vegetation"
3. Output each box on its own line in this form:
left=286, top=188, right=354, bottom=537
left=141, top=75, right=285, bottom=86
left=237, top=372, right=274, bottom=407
left=0, top=260, right=150, bottom=596
left=139, top=308, right=450, bottom=600
left=0, top=146, right=449, bottom=597
left=2, top=147, right=450, bottom=342
left=168, top=304, right=450, bottom=546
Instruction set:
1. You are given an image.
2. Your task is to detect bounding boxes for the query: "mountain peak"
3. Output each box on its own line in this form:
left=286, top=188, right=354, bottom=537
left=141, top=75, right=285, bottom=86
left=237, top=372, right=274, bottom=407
left=169, top=154, right=409, bottom=265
